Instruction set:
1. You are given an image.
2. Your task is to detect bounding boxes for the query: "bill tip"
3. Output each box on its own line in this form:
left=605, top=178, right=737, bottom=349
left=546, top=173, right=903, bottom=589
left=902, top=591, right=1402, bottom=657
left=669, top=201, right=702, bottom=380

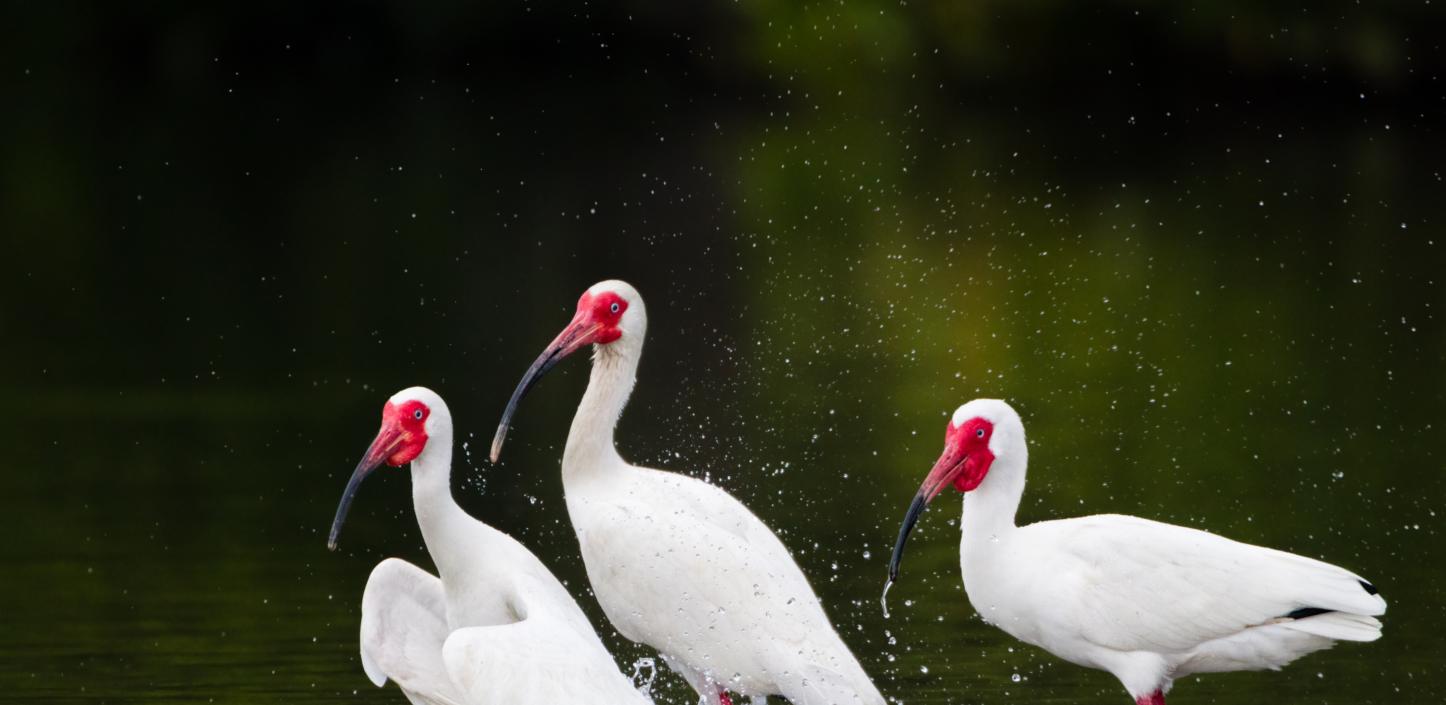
left=488, top=431, right=505, bottom=463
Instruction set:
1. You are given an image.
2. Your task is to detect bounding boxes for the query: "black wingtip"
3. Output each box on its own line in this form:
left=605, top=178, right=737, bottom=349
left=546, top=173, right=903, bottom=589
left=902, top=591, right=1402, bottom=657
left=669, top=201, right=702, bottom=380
left=1284, top=607, right=1333, bottom=620
left=1359, top=579, right=1379, bottom=596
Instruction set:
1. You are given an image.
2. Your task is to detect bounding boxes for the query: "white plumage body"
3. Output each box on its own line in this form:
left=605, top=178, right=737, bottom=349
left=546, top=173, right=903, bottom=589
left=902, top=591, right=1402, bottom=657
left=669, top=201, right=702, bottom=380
left=893, top=398, right=1385, bottom=703
left=340, top=388, right=651, bottom=705
left=359, top=554, right=650, bottom=705
left=566, top=463, right=881, bottom=703
left=493, top=281, right=884, bottom=705
left=961, top=510, right=1384, bottom=698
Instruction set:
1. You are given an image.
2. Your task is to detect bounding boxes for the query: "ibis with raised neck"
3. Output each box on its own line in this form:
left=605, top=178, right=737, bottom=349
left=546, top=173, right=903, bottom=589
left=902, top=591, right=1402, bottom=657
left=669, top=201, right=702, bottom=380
left=328, top=386, right=652, bottom=705
left=491, top=281, right=885, bottom=705
left=886, top=398, right=1386, bottom=705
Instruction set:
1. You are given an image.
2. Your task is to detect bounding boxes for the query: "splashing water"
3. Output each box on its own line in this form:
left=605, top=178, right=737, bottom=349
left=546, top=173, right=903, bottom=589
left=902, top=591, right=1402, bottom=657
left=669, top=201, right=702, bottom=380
left=880, top=578, right=895, bottom=619
left=630, top=656, right=658, bottom=698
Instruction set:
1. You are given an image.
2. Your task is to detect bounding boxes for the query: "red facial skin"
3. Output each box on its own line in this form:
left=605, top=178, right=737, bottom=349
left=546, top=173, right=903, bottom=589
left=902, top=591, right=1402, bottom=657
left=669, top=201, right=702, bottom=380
left=921, top=416, right=996, bottom=500
left=325, top=397, right=431, bottom=551
left=539, top=290, right=630, bottom=358
left=886, top=414, right=1000, bottom=583
left=487, top=288, right=631, bottom=464
left=572, top=290, right=628, bottom=345
left=373, top=399, right=430, bottom=467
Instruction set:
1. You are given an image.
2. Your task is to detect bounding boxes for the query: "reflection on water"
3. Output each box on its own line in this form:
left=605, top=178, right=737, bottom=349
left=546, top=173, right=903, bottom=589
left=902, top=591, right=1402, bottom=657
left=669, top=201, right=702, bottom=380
left=2, top=1, right=1443, bottom=703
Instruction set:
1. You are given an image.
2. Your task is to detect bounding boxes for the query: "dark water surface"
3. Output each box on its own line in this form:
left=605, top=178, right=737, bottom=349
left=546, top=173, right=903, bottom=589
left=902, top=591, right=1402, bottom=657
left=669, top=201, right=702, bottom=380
left=3, top=2, right=1443, bottom=703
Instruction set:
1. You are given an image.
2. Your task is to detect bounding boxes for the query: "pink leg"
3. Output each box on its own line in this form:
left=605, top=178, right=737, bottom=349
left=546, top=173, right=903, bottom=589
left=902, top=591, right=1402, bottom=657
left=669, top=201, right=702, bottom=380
left=1135, top=691, right=1165, bottom=705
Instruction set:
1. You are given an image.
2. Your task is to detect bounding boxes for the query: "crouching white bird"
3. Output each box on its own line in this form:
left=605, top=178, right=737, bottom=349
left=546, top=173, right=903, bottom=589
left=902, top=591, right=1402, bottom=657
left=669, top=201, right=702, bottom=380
left=327, top=386, right=652, bottom=705
left=885, top=398, right=1386, bottom=705
left=490, top=281, right=885, bottom=705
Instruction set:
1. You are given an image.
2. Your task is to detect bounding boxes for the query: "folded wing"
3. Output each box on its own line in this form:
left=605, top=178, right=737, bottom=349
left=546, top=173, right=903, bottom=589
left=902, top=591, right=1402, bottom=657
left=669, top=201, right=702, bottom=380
left=1036, top=514, right=1385, bottom=654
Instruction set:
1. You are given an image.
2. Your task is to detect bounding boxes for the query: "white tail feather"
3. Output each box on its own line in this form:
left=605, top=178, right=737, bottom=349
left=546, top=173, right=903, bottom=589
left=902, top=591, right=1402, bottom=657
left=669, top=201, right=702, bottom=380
left=1282, top=611, right=1383, bottom=642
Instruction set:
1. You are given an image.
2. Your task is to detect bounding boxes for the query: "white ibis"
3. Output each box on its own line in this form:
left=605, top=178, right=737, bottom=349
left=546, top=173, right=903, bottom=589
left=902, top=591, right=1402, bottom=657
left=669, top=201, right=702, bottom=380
left=328, top=386, right=652, bottom=705
left=885, top=398, right=1386, bottom=705
left=490, top=280, right=885, bottom=705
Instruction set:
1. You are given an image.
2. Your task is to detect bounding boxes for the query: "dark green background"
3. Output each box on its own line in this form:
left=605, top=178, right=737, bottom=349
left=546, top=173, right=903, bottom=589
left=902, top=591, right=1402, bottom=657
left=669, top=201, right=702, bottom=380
left=2, top=2, right=1442, bottom=703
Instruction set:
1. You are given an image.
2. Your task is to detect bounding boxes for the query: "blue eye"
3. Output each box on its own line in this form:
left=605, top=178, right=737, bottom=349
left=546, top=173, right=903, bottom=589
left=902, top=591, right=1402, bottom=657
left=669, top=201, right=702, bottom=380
left=610, top=303, right=620, bottom=314
left=414, top=409, right=424, bottom=420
